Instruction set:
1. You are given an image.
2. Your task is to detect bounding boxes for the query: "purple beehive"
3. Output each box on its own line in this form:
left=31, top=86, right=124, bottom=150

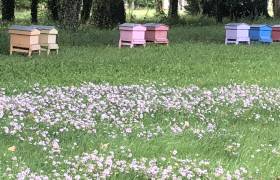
left=119, top=23, right=146, bottom=48
left=225, top=23, right=250, bottom=45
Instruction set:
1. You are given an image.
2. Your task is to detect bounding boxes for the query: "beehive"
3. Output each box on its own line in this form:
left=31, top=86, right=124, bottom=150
left=272, top=25, right=280, bottom=42
left=225, top=23, right=250, bottom=45
left=144, top=23, right=169, bottom=45
left=9, top=25, right=41, bottom=56
left=249, top=25, right=272, bottom=43
left=119, top=23, right=146, bottom=48
left=31, top=25, right=59, bottom=55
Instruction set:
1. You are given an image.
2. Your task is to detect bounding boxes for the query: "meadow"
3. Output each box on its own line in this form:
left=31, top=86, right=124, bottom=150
left=0, top=15, right=280, bottom=179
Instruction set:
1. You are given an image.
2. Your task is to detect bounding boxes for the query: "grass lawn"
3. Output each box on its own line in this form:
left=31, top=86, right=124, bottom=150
left=1, top=22, right=280, bottom=178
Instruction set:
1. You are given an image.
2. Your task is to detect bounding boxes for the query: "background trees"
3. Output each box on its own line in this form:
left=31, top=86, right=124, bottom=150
left=0, top=0, right=276, bottom=29
left=1, top=0, right=15, bottom=22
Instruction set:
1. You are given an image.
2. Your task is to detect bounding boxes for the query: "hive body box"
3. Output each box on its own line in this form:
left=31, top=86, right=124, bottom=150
left=31, top=25, right=59, bottom=55
left=119, top=23, right=146, bottom=48
left=249, top=25, right=272, bottom=43
left=144, top=23, right=169, bottom=45
left=225, top=23, right=250, bottom=44
left=272, top=25, right=280, bottom=42
left=9, top=25, right=41, bottom=56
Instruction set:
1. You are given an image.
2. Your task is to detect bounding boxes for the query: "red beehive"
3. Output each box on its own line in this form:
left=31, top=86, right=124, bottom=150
left=144, top=23, right=169, bottom=45
left=272, top=25, right=280, bottom=42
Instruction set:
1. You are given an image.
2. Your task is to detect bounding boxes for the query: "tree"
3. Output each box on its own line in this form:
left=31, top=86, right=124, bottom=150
left=168, top=0, right=178, bottom=19
left=31, top=0, right=39, bottom=23
left=185, top=0, right=270, bottom=22
left=92, top=0, right=126, bottom=28
left=47, top=0, right=59, bottom=21
left=155, top=0, right=164, bottom=16
left=59, top=0, right=82, bottom=30
left=1, top=0, right=15, bottom=22
left=81, top=0, right=93, bottom=23
left=273, top=0, right=280, bottom=17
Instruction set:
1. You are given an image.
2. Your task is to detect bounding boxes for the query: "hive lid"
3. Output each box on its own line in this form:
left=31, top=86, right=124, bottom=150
left=225, top=23, right=250, bottom=30
left=144, top=23, right=169, bottom=30
left=144, top=23, right=167, bottom=27
left=31, top=25, right=56, bottom=30
left=119, top=23, right=146, bottom=30
left=226, top=23, right=249, bottom=26
left=31, top=25, right=58, bottom=34
left=272, top=25, right=280, bottom=27
left=119, top=23, right=143, bottom=27
left=250, top=24, right=271, bottom=28
left=9, top=25, right=38, bottom=32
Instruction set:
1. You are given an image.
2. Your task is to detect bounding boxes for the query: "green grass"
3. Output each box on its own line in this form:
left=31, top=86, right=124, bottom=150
left=1, top=20, right=280, bottom=178
left=1, top=25, right=280, bottom=92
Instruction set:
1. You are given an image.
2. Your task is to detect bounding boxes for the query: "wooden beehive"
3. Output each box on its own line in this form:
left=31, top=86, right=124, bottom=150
left=31, top=25, right=59, bottom=55
left=144, top=23, right=169, bottom=45
left=119, top=23, right=146, bottom=48
left=225, top=23, right=250, bottom=45
left=9, top=25, right=41, bottom=56
left=272, top=25, right=280, bottom=42
left=249, top=25, right=272, bottom=43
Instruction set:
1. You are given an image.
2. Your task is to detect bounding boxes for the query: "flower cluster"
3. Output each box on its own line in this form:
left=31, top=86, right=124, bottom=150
left=1, top=83, right=280, bottom=178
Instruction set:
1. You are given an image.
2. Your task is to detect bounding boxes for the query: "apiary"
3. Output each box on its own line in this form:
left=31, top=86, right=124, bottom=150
left=225, top=23, right=250, bottom=44
left=31, top=25, right=59, bottom=55
left=9, top=25, right=41, bottom=56
left=119, top=23, right=146, bottom=48
left=144, top=23, right=169, bottom=45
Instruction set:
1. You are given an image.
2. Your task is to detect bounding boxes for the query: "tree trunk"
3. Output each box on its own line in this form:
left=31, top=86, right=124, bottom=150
left=47, top=0, right=59, bottom=21
left=81, top=0, right=93, bottom=23
left=215, top=0, right=223, bottom=23
left=168, top=0, right=178, bottom=19
left=92, top=0, right=126, bottom=28
left=273, top=0, right=280, bottom=17
left=1, top=0, right=15, bottom=22
left=59, top=0, right=82, bottom=30
left=31, top=0, right=39, bottom=23
left=155, top=0, right=164, bottom=15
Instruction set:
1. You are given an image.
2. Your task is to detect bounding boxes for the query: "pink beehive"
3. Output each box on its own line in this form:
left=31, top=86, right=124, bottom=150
left=144, top=23, right=169, bottom=45
left=119, top=23, right=146, bottom=48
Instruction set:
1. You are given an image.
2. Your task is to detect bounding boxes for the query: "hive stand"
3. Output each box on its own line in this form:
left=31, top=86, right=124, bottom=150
left=9, top=25, right=41, bottom=57
left=119, top=23, right=146, bottom=48
left=144, top=23, right=169, bottom=45
left=225, top=23, right=250, bottom=45
left=31, top=25, right=59, bottom=55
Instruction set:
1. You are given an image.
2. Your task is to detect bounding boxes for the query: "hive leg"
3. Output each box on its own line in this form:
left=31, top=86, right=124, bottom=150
left=28, top=50, right=32, bottom=57
left=119, top=40, right=122, bottom=48
left=39, top=49, right=41, bottom=55
left=130, top=44, right=133, bottom=48
left=56, top=49, right=59, bottom=54
left=10, top=46, right=12, bottom=55
left=47, top=49, right=50, bottom=56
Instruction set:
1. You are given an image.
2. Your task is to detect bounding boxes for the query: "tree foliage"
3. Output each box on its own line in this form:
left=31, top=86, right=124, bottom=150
left=31, top=0, right=39, bottom=23
left=91, top=0, right=125, bottom=28
left=186, top=0, right=270, bottom=22
left=58, top=0, right=82, bottom=30
left=1, top=0, right=15, bottom=22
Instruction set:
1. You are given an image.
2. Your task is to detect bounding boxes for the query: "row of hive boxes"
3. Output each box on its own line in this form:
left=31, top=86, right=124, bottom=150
left=9, top=25, right=58, bottom=55
left=225, top=23, right=280, bottom=44
left=119, top=23, right=169, bottom=47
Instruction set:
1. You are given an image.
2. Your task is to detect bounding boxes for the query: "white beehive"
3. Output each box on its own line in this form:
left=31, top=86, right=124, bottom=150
left=31, top=25, right=59, bottom=55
